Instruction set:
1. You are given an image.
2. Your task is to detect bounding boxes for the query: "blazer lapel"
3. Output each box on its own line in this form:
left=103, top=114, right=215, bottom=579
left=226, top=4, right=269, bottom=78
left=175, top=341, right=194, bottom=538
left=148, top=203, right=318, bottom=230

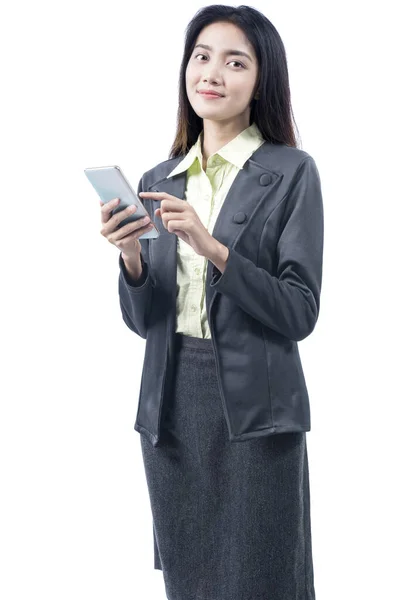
left=145, top=142, right=280, bottom=321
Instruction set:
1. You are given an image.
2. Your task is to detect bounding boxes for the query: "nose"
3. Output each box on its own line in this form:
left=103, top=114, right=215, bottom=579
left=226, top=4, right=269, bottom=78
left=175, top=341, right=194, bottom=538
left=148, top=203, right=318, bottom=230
left=202, top=62, right=221, bottom=83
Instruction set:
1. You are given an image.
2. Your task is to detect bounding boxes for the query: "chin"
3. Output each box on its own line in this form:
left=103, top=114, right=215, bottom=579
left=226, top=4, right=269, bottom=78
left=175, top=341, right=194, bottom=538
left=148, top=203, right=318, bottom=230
left=192, top=100, right=224, bottom=112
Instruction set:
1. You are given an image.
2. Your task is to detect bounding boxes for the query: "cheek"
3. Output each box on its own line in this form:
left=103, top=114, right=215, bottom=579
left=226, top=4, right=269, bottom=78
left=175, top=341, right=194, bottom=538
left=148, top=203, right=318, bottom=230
left=231, top=76, right=255, bottom=97
left=185, top=69, right=195, bottom=92
left=186, top=64, right=197, bottom=83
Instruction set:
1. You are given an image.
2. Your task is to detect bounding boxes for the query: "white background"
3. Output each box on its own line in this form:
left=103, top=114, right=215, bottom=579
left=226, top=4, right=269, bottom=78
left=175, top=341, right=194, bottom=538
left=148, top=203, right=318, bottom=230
left=1, top=1, right=399, bottom=598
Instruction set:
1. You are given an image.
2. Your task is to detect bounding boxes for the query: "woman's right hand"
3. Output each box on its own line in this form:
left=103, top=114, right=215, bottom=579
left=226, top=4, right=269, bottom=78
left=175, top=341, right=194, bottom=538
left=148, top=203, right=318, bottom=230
left=100, top=197, right=154, bottom=260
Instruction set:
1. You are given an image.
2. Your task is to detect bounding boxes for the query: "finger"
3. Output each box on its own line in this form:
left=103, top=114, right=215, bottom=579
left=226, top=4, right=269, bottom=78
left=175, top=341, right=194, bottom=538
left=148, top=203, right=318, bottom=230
left=101, top=200, right=141, bottom=233
left=139, top=192, right=168, bottom=198
left=159, top=213, right=187, bottom=230
left=100, top=197, right=120, bottom=224
left=109, top=219, right=153, bottom=245
left=164, top=219, right=185, bottom=234
left=100, top=203, right=143, bottom=239
left=140, top=194, right=185, bottom=211
left=116, top=213, right=151, bottom=236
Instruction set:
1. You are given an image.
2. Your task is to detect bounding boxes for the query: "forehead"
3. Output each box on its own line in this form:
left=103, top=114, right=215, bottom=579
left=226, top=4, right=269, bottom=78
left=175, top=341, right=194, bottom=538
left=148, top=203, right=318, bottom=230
left=195, top=21, right=255, bottom=57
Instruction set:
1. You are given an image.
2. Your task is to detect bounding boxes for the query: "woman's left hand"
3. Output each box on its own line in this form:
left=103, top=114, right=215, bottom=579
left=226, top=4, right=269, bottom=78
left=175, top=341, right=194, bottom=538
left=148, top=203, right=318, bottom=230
left=139, top=191, right=217, bottom=258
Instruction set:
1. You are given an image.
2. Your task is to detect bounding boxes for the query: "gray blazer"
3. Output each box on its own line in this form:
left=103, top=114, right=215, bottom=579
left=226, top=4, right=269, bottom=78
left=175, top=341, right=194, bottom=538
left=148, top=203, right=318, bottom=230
left=118, top=141, right=324, bottom=447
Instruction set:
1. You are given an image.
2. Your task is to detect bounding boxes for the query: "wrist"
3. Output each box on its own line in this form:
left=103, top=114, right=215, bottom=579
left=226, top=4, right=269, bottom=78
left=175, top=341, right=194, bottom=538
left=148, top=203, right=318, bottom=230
left=208, top=240, right=229, bottom=274
left=122, top=250, right=141, bottom=264
left=121, top=251, right=143, bottom=283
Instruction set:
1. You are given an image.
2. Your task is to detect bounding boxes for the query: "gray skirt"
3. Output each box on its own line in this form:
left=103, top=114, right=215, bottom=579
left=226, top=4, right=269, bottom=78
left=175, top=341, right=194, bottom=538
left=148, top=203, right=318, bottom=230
left=140, top=332, right=316, bottom=600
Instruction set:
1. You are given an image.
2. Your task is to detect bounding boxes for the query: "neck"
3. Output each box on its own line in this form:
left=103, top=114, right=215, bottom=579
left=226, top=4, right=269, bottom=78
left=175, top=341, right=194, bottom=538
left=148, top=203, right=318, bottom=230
left=201, top=118, right=251, bottom=166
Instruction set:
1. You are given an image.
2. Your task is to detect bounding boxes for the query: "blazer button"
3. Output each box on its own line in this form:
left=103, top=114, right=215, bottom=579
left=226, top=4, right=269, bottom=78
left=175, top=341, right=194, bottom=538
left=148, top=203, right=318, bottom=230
left=259, top=173, right=272, bottom=186
left=233, top=212, right=247, bottom=224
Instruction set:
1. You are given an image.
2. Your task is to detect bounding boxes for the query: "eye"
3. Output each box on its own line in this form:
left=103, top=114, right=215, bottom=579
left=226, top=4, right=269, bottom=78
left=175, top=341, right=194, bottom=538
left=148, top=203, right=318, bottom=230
left=194, top=53, right=245, bottom=69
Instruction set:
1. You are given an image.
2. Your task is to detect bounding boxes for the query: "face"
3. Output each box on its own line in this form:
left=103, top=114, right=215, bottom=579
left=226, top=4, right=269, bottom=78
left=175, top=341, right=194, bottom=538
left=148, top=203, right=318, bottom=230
left=185, top=21, right=259, bottom=126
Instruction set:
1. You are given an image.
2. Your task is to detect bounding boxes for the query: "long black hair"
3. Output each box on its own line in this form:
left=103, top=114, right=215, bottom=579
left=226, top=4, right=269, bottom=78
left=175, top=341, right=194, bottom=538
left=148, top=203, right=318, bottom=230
left=169, top=4, right=301, bottom=159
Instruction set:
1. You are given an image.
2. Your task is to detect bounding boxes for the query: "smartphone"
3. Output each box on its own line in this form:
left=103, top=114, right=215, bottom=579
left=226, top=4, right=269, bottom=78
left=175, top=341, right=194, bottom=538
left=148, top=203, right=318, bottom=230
left=84, top=165, right=160, bottom=239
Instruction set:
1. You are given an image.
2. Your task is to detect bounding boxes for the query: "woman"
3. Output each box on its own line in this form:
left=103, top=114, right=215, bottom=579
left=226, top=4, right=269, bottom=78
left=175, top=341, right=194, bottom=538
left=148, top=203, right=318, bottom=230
left=101, top=5, right=323, bottom=599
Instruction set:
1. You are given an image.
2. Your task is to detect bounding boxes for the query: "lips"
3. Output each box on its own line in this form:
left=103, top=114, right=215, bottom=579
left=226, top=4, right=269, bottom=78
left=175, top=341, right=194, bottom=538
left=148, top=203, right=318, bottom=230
left=198, top=90, right=224, bottom=97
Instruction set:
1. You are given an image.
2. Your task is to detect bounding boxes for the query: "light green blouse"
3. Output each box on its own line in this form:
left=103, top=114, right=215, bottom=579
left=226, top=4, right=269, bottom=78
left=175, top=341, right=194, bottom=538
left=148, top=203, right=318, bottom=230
left=166, top=122, right=265, bottom=339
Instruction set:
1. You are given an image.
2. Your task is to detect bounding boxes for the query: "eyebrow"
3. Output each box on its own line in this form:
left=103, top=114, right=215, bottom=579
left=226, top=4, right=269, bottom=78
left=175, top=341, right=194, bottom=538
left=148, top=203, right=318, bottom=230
left=193, top=43, right=253, bottom=62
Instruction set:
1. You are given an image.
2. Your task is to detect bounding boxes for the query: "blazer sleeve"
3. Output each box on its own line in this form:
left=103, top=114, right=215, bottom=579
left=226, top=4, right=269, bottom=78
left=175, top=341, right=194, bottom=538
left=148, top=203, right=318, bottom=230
left=209, top=156, right=324, bottom=341
left=118, top=175, right=154, bottom=339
